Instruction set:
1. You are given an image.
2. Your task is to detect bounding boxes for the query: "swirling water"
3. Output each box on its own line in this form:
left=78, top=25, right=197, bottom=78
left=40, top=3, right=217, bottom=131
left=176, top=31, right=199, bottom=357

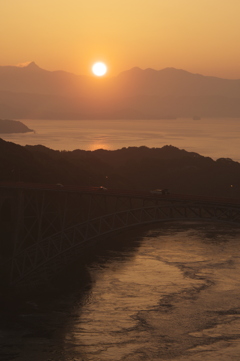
left=1, top=221, right=240, bottom=361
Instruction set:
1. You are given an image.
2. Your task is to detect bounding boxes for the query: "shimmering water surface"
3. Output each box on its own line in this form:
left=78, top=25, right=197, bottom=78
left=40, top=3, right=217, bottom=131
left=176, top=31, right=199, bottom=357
left=1, top=118, right=240, bottom=161
left=1, top=222, right=240, bottom=361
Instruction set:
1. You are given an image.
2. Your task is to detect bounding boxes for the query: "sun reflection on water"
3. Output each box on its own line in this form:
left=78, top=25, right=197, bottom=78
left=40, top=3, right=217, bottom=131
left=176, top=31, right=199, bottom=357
left=89, top=142, right=110, bottom=151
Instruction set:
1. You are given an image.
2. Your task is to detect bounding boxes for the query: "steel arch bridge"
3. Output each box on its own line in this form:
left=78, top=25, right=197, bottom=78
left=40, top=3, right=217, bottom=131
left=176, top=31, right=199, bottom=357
left=1, top=182, right=240, bottom=289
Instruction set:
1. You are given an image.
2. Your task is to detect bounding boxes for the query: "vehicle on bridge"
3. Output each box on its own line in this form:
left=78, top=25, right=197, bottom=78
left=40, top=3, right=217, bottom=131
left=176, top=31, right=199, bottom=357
left=56, top=183, right=64, bottom=188
left=150, top=188, right=170, bottom=195
left=99, top=186, right=108, bottom=191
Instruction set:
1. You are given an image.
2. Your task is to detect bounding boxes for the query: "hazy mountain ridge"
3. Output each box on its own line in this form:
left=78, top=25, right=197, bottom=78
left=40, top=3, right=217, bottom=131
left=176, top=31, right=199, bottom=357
left=1, top=63, right=240, bottom=119
left=0, top=138, right=240, bottom=198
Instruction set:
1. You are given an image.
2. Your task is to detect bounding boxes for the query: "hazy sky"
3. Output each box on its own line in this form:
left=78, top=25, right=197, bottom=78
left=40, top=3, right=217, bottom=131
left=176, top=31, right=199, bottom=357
left=1, top=0, right=240, bottom=78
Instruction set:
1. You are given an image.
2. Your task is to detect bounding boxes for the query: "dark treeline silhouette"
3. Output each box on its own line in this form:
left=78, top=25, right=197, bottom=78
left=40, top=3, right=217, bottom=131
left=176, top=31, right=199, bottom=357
left=1, top=138, right=240, bottom=198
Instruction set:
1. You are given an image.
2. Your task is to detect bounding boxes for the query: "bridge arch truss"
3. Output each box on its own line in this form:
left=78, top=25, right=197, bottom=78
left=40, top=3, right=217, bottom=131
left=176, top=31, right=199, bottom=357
left=6, top=198, right=240, bottom=288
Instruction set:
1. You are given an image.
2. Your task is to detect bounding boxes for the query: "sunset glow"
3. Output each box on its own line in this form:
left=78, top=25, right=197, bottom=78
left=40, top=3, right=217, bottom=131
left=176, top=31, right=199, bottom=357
left=92, top=62, right=107, bottom=76
left=1, top=2, right=240, bottom=360
left=1, top=1, right=240, bottom=78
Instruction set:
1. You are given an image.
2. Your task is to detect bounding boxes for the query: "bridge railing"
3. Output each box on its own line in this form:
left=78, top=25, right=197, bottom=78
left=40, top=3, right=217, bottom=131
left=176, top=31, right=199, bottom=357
left=1, top=181, right=240, bottom=206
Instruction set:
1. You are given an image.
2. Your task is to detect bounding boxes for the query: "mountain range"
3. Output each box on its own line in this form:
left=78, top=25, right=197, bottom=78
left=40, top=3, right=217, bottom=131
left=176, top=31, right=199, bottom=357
left=1, top=62, right=240, bottom=119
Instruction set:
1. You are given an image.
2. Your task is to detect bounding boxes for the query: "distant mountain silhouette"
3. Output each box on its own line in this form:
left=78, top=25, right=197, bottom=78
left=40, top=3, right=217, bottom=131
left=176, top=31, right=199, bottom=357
left=0, top=62, right=240, bottom=119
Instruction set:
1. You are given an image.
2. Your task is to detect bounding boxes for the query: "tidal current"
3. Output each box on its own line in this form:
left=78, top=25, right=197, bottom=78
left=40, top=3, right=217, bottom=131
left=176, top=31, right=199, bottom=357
left=1, top=221, right=240, bottom=361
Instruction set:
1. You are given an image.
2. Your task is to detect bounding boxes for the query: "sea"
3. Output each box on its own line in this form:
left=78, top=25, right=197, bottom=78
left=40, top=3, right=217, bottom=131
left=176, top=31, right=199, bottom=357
left=1, top=222, right=240, bottom=361
left=1, top=118, right=240, bottom=360
left=1, top=117, right=240, bottom=161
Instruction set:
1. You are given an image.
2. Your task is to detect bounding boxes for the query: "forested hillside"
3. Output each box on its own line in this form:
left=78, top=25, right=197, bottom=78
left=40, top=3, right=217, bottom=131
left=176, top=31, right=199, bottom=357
left=1, top=138, right=240, bottom=198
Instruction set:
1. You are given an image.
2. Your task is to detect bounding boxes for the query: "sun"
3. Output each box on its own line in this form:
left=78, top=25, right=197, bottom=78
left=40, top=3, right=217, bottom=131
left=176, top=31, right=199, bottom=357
left=92, top=62, right=107, bottom=76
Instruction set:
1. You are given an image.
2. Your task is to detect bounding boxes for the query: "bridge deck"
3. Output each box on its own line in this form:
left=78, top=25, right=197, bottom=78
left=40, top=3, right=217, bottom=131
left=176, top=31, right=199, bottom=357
left=1, top=181, right=240, bottom=206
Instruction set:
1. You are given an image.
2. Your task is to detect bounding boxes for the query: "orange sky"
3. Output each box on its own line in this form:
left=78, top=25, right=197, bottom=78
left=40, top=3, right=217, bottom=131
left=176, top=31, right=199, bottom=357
left=1, top=0, right=240, bottom=78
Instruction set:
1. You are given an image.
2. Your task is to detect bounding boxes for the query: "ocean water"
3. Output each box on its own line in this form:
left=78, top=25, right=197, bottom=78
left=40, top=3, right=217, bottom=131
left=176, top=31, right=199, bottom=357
left=1, top=222, right=240, bottom=361
left=1, top=117, right=240, bottom=161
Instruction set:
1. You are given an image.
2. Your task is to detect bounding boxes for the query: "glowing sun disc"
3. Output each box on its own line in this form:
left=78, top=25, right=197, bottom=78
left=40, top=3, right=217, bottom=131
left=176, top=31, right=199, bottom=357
left=92, top=62, right=107, bottom=76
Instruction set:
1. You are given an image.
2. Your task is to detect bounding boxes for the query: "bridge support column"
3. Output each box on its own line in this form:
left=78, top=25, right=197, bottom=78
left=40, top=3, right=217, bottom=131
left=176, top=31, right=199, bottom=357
left=9, top=189, right=25, bottom=283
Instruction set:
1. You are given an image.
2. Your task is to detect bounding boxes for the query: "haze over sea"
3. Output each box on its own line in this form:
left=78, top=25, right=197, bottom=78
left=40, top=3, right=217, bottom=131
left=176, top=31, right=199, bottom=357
left=1, top=117, right=240, bottom=162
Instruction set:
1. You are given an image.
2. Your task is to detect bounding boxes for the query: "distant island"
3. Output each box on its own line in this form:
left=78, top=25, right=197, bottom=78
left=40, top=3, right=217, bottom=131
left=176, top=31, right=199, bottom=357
left=0, top=119, right=34, bottom=134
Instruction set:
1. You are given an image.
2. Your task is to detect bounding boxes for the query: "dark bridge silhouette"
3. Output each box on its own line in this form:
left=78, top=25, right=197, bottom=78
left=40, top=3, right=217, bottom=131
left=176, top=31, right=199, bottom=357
left=1, top=182, right=240, bottom=289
